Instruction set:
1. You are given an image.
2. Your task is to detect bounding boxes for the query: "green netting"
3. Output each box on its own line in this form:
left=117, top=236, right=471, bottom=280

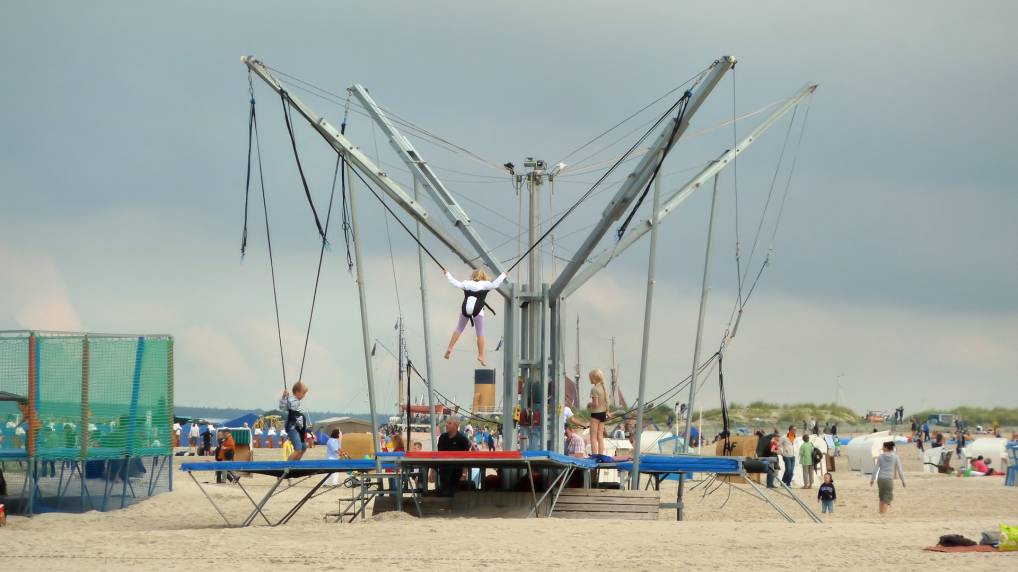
left=0, top=331, right=173, bottom=461
left=0, top=335, right=29, bottom=450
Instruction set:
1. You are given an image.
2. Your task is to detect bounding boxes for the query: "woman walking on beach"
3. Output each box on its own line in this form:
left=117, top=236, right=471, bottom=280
left=588, top=369, right=609, bottom=456
left=870, top=441, right=906, bottom=514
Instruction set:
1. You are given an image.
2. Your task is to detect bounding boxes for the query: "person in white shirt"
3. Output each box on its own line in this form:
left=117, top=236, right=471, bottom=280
left=253, top=425, right=264, bottom=448
left=325, top=429, right=343, bottom=486
left=189, top=423, right=199, bottom=449
left=443, top=268, right=508, bottom=366
left=172, top=422, right=181, bottom=447
left=267, top=425, right=277, bottom=448
left=563, top=406, right=574, bottom=427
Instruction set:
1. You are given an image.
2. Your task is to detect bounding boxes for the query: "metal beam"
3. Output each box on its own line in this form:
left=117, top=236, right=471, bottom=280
left=559, top=83, right=817, bottom=299
left=350, top=85, right=507, bottom=276
left=549, top=56, right=735, bottom=300
left=240, top=56, right=505, bottom=297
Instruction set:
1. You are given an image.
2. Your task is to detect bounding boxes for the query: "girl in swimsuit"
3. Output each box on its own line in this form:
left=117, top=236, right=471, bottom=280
left=444, top=268, right=507, bottom=366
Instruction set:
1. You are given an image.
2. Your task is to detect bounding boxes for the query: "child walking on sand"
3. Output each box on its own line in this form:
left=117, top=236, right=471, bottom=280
left=443, top=268, right=507, bottom=366
left=818, top=472, right=836, bottom=513
left=871, top=441, right=906, bottom=514
left=279, top=382, right=310, bottom=461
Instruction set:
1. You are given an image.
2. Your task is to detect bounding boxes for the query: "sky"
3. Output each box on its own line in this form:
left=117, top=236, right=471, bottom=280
left=1, top=1, right=1015, bottom=417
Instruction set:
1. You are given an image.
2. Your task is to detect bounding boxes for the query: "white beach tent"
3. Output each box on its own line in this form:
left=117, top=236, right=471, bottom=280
left=922, top=446, right=947, bottom=473
left=845, top=431, right=891, bottom=474
left=962, top=437, right=1010, bottom=469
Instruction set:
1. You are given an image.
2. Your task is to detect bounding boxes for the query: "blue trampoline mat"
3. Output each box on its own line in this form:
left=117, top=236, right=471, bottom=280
left=180, top=459, right=396, bottom=477
left=617, top=454, right=742, bottom=474
left=521, top=450, right=598, bottom=469
left=0, top=449, right=28, bottom=460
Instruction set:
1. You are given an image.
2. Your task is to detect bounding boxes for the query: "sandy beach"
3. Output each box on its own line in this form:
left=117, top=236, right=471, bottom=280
left=1, top=443, right=1015, bottom=571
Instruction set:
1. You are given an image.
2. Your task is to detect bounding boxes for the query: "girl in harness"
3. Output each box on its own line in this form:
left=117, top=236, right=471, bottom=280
left=443, top=268, right=507, bottom=366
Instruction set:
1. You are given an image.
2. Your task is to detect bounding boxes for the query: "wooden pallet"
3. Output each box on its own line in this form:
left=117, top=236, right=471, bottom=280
left=552, top=488, right=660, bottom=520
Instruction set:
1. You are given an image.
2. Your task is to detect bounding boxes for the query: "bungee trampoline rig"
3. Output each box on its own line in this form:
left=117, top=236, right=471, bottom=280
left=185, top=52, right=819, bottom=523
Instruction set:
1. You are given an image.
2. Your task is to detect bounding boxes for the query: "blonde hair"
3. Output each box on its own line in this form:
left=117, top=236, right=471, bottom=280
left=470, top=268, right=491, bottom=282
left=292, top=381, right=308, bottom=395
left=589, top=369, right=605, bottom=385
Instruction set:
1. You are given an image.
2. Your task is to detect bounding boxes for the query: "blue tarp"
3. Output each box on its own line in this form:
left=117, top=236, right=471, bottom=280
left=618, top=454, right=742, bottom=475
left=220, top=413, right=259, bottom=429
left=521, top=450, right=598, bottom=469
left=180, top=459, right=395, bottom=476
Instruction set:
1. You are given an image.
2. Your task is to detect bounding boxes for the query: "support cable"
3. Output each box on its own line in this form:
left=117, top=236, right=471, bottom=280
left=615, top=93, right=691, bottom=239
left=504, top=89, right=695, bottom=275
left=731, top=69, right=744, bottom=312
left=298, top=155, right=341, bottom=381
left=280, top=91, right=329, bottom=244
left=249, top=88, right=288, bottom=390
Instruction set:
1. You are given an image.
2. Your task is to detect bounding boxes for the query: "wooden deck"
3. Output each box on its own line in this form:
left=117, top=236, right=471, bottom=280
left=551, top=488, right=660, bottom=520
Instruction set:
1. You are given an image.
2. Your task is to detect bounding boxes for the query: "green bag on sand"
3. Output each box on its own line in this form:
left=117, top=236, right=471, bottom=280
left=999, top=524, right=1018, bottom=552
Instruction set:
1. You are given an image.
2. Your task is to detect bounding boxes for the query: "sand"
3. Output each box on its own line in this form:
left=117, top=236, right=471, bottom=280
left=1, top=443, right=1016, bottom=571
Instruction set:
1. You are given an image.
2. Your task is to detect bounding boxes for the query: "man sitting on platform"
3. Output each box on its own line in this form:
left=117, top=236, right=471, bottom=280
left=436, top=416, right=470, bottom=497
left=565, top=424, right=587, bottom=458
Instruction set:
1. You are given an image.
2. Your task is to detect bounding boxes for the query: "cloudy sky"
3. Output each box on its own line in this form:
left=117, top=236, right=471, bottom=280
left=2, top=1, right=1015, bottom=417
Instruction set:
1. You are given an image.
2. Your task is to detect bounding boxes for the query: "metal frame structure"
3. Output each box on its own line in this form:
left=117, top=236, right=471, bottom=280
left=241, top=56, right=815, bottom=476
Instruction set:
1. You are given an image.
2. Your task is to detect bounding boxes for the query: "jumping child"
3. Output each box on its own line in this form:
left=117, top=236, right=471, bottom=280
left=818, top=472, right=836, bottom=513
left=443, top=268, right=507, bottom=366
left=279, top=382, right=310, bottom=461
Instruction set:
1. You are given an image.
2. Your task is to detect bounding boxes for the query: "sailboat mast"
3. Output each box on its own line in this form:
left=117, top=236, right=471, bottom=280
left=610, top=337, right=618, bottom=408
left=575, top=316, right=581, bottom=388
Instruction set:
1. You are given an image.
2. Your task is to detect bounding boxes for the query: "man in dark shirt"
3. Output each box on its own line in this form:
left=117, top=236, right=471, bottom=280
left=756, top=430, right=778, bottom=488
left=436, top=416, right=470, bottom=497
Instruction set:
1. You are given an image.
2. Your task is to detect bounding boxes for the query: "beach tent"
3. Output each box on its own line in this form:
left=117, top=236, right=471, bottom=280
left=963, top=437, right=1010, bottom=468
left=845, top=431, right=890, bottom=473
left=221, top=412, right=260, bottom=429
left=922, top=446, right=948, bottom=473
left=312, top=416, right=373, bottom=436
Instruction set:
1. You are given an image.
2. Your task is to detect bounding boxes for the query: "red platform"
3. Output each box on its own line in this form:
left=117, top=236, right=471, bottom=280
left=405, top=450, right=522, bottom=459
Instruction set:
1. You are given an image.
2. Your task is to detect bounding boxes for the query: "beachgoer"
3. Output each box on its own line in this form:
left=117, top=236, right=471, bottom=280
left=799, top=435, right=815, bottom=489
left=253, top=424, right=263, bottom=448
left=267, top=425, right=277, bottom=448
left=971, top=456, right=990, bottom=475
left=565, top=425, right=586, bottom=458
left=215, top=429, right=236, bottom=483
left=756, top=430, right=779, bottom=488
left=436, top=416, right=470, bottom=497
left=870, top=441, right=906, bottom=514
left=922, top=421, right=930, bottom=442
left=200, top=427, right=212, bottom=456
left=778, top=427, right=795, bottom=487
left=281, top=434, right=294, bottom=460
left=325, top=428, right=343, bottom=485
left=280, top=382, right=310, bottom=461
left=818, top=472, right=836, bottom=513
left=588, top=369, right=609, bottom=456
left=443, top=268, right=507, bottom=366
left=954, top=430, right=966, bottom=463
left=172, top=422, right=181, bottom=448
left=189, top=422, right=199, bottom=449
